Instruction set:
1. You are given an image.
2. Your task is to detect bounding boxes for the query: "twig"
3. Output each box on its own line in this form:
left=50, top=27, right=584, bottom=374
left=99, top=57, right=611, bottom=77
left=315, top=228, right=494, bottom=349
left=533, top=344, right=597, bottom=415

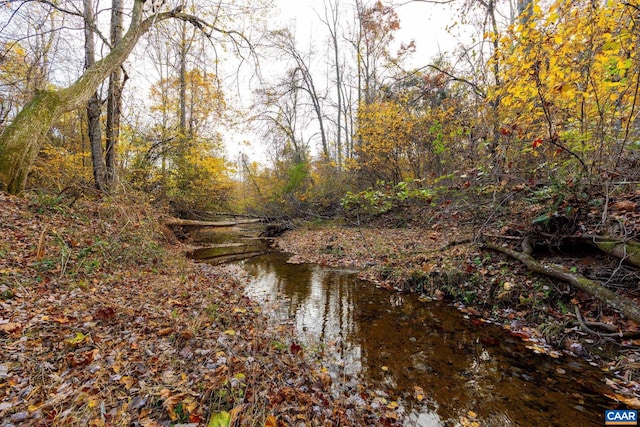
left=437, top=238, right=473, bottom=251
left=482, top=233, right=522, bottom=240
left=573, top=305, right=640, bottom=339
left=36, top=225, right=48, bottom=261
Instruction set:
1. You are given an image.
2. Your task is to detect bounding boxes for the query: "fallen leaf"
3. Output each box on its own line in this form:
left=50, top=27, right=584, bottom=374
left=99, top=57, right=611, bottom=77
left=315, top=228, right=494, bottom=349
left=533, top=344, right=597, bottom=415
left=264, top=414, right=277, bottom=427
left=604, top=393, right=640, bottom=409
left=158, top=327, right=174, bottom=336
left=612, top=200, right=636, bottom=212
left=0, top=322, right=21, bottom=334
left=422, top=263, right=435, bottom=273
left=207, top=411, right=231, bottom=427
left=65, top=331, right=87, bottom=345
left=290, top=342, right=302, bottom=355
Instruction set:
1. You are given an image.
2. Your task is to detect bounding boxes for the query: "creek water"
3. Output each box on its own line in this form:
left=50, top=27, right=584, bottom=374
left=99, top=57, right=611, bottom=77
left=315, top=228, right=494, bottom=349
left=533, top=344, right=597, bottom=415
left=235, top=252, right=614, bottom=427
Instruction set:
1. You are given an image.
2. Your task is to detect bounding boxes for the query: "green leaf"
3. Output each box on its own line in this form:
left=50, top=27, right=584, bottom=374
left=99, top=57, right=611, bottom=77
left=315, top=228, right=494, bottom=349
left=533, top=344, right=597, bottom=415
left=66, top=332, right=86, bottom=345
left=207, top=411, right=231, bottom=427
left=532, top=214, right=550, bottom=225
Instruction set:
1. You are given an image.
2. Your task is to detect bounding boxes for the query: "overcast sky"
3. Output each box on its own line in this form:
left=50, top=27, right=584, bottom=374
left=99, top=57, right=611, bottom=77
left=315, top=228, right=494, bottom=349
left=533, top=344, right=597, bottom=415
left=273, top=0, right=461, bottom=67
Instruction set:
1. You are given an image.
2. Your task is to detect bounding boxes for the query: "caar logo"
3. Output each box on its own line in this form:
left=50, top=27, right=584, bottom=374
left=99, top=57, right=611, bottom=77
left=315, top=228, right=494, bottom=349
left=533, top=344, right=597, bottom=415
left=605, top=410, right=638, bottom=426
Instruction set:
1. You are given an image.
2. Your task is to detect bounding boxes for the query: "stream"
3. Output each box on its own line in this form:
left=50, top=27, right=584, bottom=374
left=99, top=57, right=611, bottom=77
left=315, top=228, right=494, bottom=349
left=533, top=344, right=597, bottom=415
left=242, top=253, right=614, bottom=426
left=191, top=234, right=615, bottom=426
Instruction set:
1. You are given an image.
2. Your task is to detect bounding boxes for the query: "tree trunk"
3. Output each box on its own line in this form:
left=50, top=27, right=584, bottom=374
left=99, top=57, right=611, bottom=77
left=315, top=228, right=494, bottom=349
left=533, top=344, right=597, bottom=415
left=0, top=0, right=184, bottom=195
left=324, top=0, right=342, bottom=166
left=484, top=241, right=640, bottom=323
left=105, top=0, right=125, bottom=188
left=178, top=19, right=188, bottom=136
left=83, top=0, right=106, bottom=191
left=164, top=218, right=262, bottom=227
left=594, top=240, right=640, bottom=268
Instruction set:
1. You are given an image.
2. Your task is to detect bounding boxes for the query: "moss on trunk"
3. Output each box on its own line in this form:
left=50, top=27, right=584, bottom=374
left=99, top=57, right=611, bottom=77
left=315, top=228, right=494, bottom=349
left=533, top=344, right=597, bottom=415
left=595, top=240, right=640, bottom=268
left=0, top=91, right=62, bottom=194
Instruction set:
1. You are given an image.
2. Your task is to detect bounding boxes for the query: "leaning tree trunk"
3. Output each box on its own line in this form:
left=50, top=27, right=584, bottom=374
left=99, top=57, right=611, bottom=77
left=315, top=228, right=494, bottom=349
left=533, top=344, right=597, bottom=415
left=0, top=0, right=184, bottom=195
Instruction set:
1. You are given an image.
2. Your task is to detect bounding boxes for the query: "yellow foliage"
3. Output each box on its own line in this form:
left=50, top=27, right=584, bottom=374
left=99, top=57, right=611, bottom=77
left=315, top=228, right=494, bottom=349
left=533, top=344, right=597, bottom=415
left=353, top=101, right=416, bottom=184
left=492, top=0, right=639, bottom=172
left=30, top=143, right=92, bottom=190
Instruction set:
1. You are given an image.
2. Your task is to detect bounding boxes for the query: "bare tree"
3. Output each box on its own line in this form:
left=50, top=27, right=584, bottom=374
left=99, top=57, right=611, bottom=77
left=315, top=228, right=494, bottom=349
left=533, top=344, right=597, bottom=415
left=320, top=0, right=343, bottom=166
left=271, top=29, right=329, bottom=158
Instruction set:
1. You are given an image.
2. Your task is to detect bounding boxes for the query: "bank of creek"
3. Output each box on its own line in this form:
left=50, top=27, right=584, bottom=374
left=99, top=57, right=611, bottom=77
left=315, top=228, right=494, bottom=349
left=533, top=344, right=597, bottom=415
left=189, top=226, right=620, bottom=427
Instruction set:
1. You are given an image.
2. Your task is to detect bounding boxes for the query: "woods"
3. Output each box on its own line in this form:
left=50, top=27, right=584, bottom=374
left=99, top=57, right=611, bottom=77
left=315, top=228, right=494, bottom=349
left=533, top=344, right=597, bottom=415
left=2, top=0, right=640, bottom=424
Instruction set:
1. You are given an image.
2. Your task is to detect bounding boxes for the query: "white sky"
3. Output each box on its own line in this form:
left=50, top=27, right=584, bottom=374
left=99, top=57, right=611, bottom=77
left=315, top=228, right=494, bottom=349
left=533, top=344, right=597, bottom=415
left=274, top=0, right=460, bottom=66
left=225, top=0, right=463, bottom=163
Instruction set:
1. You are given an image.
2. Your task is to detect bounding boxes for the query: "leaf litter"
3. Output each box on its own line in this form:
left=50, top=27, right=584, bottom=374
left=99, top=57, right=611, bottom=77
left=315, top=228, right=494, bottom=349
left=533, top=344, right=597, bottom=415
left=0, top=192, right=395, bottom=426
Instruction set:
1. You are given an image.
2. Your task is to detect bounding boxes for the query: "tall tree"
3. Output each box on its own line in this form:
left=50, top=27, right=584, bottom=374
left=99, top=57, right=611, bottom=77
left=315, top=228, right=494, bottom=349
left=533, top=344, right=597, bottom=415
left=105, top=0, right=125, bottom=187
left=321, top=0, right=344, bottom=166
left=83, top=0, right=106, bottom=191
left=351, top=0, right=400, bottom=105
left=271, top=29, right=329, bottom=158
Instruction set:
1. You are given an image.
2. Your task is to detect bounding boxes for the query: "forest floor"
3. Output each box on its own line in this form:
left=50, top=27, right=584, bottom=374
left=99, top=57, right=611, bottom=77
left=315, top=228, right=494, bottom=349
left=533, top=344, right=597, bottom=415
left=275, top=189, right=640, bottom=410
left=0, top=191, right=397, bottom=427
left=3, top=186, right=640, bottom=427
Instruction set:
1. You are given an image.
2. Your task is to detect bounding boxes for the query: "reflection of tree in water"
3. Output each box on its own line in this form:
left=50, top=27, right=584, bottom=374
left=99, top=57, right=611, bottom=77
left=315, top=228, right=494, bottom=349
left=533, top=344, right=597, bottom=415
left=243, top=254, right=607, bottom=427
left=243, top=253, right=313, bottom=303
left=271, top=258, right=314, bottom=305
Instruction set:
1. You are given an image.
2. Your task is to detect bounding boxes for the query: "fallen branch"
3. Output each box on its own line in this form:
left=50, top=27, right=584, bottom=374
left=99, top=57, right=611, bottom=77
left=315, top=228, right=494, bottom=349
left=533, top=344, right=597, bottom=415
left=437, top=238, right=473, bottom=251
left=164, top=218, right=262, bottom=227
left=483, top=241, right=640, bottom=324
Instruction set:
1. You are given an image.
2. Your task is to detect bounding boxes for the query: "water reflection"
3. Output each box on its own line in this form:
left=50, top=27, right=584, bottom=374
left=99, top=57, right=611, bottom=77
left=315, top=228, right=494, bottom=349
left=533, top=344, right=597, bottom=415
left=241, top=253, right=610, bottom=426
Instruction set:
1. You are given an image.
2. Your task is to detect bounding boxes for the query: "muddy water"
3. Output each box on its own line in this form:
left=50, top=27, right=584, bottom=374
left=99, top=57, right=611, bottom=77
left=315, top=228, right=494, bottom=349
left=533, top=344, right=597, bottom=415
left=239, top=252, right=613, bottom=427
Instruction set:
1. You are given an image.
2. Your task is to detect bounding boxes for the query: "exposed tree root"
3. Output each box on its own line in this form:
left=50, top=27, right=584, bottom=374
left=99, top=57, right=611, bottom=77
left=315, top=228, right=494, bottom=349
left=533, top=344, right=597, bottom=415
left=483, top=241, right=640, bottom=324
left=593, top=240, right=640, bottom=269
left=573, top=305, right=640, bottom=339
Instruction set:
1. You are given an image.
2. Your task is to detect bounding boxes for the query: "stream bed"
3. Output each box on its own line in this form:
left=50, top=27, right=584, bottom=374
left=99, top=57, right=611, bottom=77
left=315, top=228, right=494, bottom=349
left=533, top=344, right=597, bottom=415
left=236, top=252, right=614, bottom=427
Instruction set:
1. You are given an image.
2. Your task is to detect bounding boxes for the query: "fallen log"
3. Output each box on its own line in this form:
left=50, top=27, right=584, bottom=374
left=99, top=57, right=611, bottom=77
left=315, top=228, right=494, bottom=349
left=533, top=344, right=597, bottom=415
left=483, top=241, right=640, bottom=324
left=188, top=243, right=267, bottom=260
left=593, top=240, right=640, bottom=268
left=197, top=250, right=266, bottom=265
left=164, top=218, right=262, bottom=227
left=535, top=232, right=640, bottom=268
